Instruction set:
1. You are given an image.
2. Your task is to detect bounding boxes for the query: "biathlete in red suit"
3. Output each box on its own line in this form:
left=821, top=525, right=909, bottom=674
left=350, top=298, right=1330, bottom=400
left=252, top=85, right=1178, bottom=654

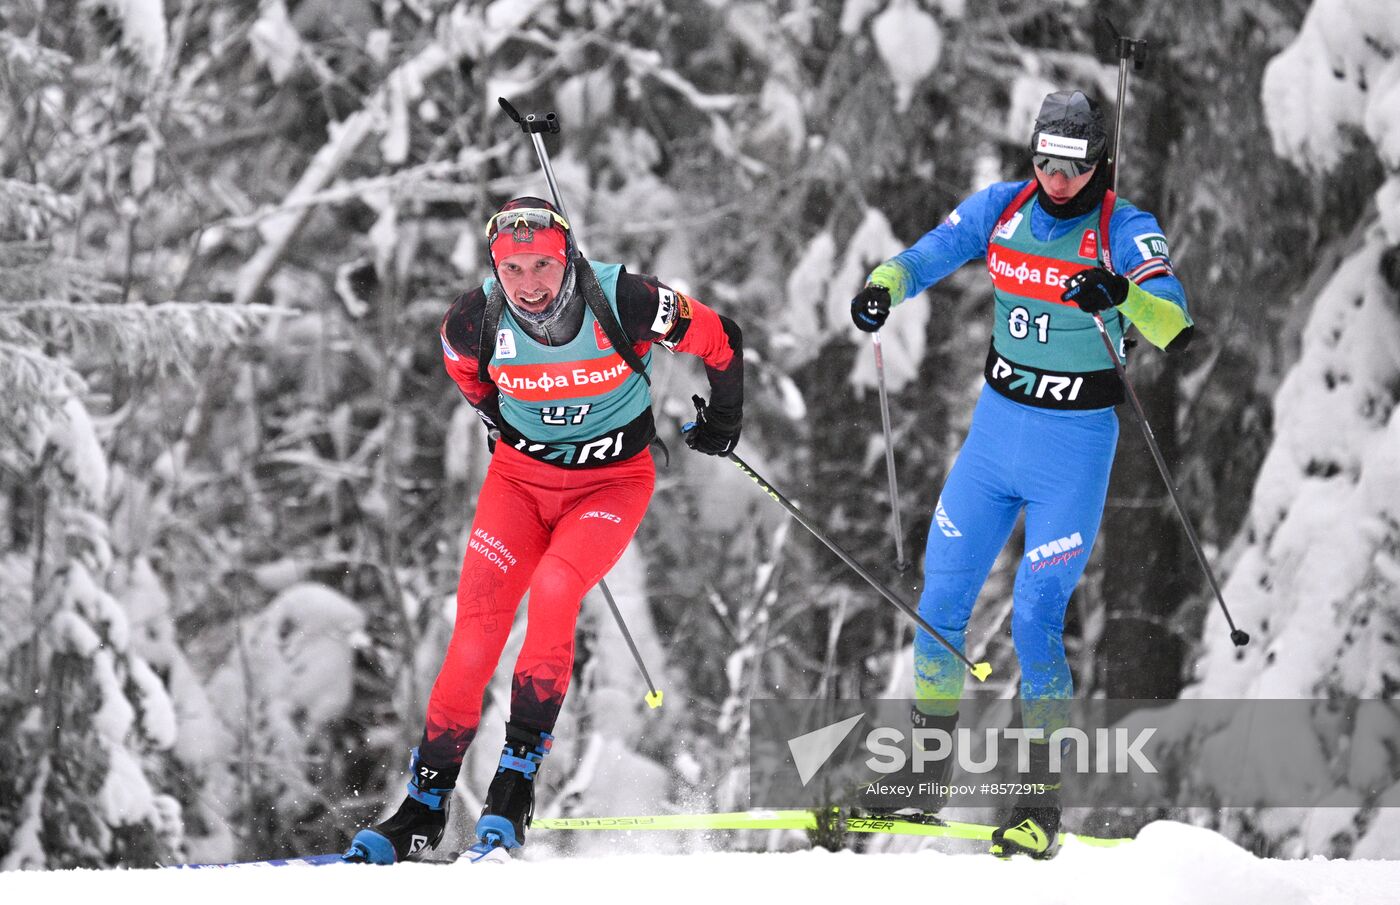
left=345, top=197, right=743, bottom=864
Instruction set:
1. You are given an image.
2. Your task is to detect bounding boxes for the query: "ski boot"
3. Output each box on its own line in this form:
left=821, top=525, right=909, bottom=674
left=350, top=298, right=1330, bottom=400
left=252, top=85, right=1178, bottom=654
left=463, top=720, right=552, bottom=864
left=989, top=804, right=1061, bottom=860
left=860, top=707, right=957, bottom=826
left=344, top=748, right=458, bottom=864
left=990, top=739, right=1061, bottom=860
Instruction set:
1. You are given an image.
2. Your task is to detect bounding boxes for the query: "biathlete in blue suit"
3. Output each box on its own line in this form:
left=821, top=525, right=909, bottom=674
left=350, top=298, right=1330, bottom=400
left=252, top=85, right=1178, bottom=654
left=850, top=90, right=1194, bottom=859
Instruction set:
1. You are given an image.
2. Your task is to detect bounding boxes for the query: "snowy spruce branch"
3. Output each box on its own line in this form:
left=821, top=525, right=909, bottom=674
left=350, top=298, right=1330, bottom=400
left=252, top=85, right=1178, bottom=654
left=0, top=300, right=286, bottom=468
left=0, top=243, right=112, bottom=303
left=0, top=181, right=80, bottom=240
left=0, top=31, right=73, bottom=90
left=0, top=300, right=286, bottom=379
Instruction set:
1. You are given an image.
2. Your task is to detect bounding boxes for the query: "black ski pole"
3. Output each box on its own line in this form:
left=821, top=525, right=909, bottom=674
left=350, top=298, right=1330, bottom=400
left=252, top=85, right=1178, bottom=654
left=498, top=97, right=573, bottom=229
left=871, top=331, right=911, bottom=572
left=598, top=578, right=664, bottom=709
left=498, top=97, right=674, bottom=697
left=1098, top=27, right=1248, bottom=647
left=685, top=401, right=991, bottom=681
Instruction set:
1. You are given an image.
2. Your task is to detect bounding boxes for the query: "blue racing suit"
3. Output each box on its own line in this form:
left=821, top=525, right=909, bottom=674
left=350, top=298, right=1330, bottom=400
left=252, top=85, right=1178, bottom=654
left=867, top=179, right=1191, bottom=731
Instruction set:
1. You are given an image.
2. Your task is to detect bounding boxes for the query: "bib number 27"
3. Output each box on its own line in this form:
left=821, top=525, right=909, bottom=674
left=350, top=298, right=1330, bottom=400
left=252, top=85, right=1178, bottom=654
left=542, top=404, right=592, bottom=426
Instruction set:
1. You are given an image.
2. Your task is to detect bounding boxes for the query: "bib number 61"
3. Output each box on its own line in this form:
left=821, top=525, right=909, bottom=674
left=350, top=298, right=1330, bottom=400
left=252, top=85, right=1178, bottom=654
left=1008, top=306, right=1050, bottom=343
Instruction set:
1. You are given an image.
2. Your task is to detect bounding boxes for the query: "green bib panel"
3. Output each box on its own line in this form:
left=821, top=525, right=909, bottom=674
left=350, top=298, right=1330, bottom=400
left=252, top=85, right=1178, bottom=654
left=983, top=196, right=1127, bottom=409
left=484, top=262, right=654, bottom=465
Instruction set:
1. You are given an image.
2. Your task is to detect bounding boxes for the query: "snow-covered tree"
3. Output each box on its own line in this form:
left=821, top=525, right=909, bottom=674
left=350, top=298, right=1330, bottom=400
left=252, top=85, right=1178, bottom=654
left=1177, top=0, right=1400, bottom=858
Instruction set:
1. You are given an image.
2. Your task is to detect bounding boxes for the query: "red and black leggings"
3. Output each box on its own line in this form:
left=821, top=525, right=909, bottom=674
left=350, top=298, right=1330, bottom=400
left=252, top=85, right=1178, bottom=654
left=418, top=442, right=655, bottom=767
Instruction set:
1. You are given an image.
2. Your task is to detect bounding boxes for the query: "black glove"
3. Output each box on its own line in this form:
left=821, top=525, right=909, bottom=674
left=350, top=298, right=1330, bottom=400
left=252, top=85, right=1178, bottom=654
left=1061, top=267, right=1130, bottom=313
left=684, top=394, right=741, bottom=457
left=850, top=285, right=892, bottom=332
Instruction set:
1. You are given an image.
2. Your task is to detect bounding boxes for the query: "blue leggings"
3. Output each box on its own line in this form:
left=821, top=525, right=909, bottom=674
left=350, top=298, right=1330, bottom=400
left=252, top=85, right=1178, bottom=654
left=914, top=386, right=1118, bottom=728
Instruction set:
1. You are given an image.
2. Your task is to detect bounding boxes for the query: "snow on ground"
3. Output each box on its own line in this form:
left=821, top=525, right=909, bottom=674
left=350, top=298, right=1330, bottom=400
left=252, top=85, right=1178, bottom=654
left=1, top=822, right=1396, bottom=905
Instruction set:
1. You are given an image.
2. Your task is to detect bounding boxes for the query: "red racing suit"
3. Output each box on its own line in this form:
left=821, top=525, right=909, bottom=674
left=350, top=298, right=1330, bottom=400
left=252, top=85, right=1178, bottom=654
left=420, top=264, right=742, bottom=767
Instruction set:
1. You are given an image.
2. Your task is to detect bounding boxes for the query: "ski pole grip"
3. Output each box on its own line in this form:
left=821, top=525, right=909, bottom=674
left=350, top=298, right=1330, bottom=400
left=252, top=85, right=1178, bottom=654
left=1116, top=36, right=1148, bottom=69
left=682, top=394, right=705, bottom=434
left=523, top=112, right=560, bottom=134
left=497, top=98, right=561, bottom=134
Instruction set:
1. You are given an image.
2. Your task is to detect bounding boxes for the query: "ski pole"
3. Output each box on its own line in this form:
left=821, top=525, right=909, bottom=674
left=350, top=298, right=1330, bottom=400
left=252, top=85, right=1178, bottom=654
left=497, top=97, right=673, bottom=696
left=598, top=578, right=664, bottom=709
left=1108, top=27, right=1147, bottom=194
left=1099, top=30, right=1248, bottom=647
left=684, top=402, right=991, bottom=681
left=727, top=449, right=989, bottom=680
left=498, top=97, right=574, bottom=230
left=1088, top=316, right=1246, bottom=646
left=871, top=332, right=910, bottom=571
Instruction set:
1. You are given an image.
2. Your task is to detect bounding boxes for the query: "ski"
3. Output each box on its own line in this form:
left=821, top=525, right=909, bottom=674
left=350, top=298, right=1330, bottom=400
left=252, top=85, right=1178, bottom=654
left=532, top=809, right=1132, bottom=848
left=167, top=809, right=1128, bottom=867
left=169, top=853, right=350, bottom=869
left=168, top=851, right=464, bottom=869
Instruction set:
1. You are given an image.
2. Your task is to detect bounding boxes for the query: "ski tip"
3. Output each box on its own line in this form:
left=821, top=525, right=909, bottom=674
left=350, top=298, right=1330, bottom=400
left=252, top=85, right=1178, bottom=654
left=344, top=829, right=397, bottom=865
left=970, top=662, right=993, bottom=682
left=463, top=843, right=512, bottom=865
left=646, top=689, right=664, bottom=709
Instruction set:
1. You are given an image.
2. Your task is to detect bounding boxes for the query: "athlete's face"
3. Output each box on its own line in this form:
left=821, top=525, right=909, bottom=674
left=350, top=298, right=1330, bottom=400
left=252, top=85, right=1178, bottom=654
left=497, top=253, right=566, bottom=312
left=1034, top=161, right=1098, bottom=205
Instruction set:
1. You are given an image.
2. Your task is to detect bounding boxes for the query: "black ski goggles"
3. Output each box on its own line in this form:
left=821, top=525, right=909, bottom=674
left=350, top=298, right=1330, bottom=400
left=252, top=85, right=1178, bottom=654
left=484, top=207, right=571, bottom=242
left=1032, top=155, right=1097, bottom=178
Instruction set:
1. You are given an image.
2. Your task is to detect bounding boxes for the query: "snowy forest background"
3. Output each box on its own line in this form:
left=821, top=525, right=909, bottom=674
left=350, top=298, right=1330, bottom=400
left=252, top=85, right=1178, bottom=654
left=2, top=0, right=1398, bottom=870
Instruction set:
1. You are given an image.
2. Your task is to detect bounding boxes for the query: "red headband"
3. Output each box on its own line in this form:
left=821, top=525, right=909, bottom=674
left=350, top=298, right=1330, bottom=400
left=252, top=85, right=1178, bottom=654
left=490, top=225, right=567, bottom=266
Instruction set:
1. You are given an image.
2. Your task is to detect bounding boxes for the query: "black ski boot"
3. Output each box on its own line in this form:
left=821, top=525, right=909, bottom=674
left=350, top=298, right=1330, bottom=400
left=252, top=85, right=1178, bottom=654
left=344, top=748, right=458, bottom=864
left=990, top=803, right=1061, bottom=859
left=990, top=740, right=1062, bottom=860
left=862, top=707, right=957, bottom=825
left=464, top=720, right=552, bottom=863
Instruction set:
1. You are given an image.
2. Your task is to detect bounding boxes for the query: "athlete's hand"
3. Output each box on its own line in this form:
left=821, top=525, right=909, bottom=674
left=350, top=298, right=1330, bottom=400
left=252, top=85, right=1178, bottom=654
left=684, top=394, right=741, bottom=457
left=1061, top=267, right=1129, bottom=313
left=850, top=285, right=892, bottom=332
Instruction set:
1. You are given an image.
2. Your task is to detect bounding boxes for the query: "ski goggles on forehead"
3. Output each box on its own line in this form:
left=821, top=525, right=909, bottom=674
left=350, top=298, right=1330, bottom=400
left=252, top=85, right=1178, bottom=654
left=1032, top=155, right=1096, bottom=178
left=484, top=207, right=571, bottom=241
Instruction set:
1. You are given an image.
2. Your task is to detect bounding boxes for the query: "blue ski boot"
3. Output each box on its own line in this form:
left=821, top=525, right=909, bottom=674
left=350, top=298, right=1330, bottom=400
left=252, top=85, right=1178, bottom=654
left=344, top=749, right=458, bottom=864
left=463, top=721, right=552, bottom=863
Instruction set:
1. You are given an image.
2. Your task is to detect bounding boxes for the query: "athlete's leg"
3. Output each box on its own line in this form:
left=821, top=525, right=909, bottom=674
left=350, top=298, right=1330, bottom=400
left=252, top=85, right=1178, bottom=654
left=419, top=454, right=550, bottom=767
left=915, top=391, right=1023, bottom=713
left=508, top=454, right=656, bottom=732
left=1012, top=407, right=1118, bottom=734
